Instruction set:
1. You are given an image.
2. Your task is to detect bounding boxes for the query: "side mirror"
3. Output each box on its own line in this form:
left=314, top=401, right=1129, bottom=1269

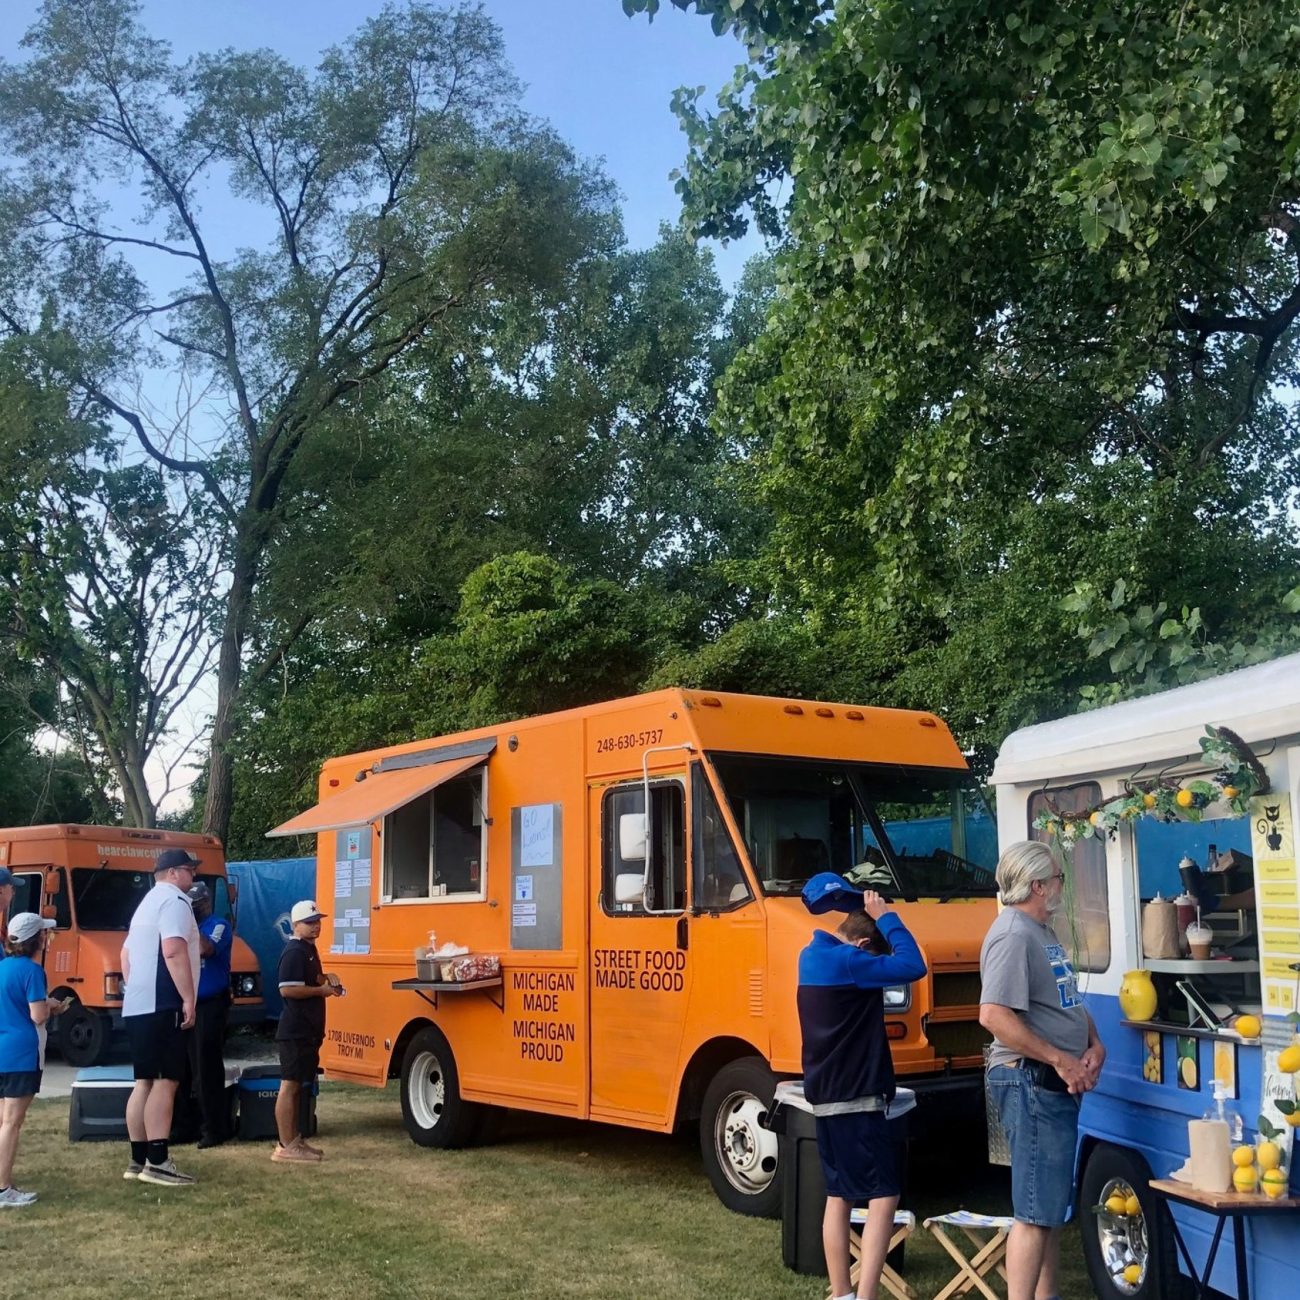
left=40, top=904, right=57, bottom=921
left=43, top=869, right=62, bottom=895
left=614, top=873, right=646, bottom=906
left=619, top=813, right=647, bottom=862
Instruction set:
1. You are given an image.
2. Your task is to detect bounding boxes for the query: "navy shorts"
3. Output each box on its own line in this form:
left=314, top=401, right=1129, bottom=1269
left=125, top=1009, right=189, bottom=1081
left=987, top=1064, right=1081, bottom=1226
left=0, top=1071, right=42, bottom=1099
left=278, top=1039, right=321, bottom=1084
left=815, top=1109, right=898, bottom=1201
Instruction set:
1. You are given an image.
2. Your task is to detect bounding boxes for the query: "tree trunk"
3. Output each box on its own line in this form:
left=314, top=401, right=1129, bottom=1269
left=202, top=522, right=260, bottom=846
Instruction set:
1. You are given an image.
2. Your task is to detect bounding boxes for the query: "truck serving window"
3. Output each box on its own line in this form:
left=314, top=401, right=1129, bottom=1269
left=383, top=768, right=487, bottom=902
left=601, top=780, right=686, bottom=915
left=1028, top=784, right=1111, bottom=972
left=709, top=755, right=998, bottom=900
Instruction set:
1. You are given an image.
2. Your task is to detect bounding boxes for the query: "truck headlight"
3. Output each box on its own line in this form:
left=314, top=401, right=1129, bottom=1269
left=104, top=973, right=125, bottom=1000
left=231, top=973, right=260, bottom=998
left=883, top=985, right=911, bottom=1012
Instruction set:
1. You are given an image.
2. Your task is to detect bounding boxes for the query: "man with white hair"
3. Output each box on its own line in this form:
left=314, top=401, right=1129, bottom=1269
left=979, top=840, right=1104, bottom=1300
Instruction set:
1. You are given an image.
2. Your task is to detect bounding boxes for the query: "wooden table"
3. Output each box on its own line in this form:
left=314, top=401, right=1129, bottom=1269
left=1147, top=1178, right=1300, bottom=1300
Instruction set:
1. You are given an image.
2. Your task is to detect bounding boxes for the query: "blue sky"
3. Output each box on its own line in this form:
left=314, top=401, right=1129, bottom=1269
left=2, top=0, right=764, bottom=288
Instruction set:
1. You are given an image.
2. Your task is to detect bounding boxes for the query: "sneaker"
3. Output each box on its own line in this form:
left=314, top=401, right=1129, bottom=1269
left=299, top=1139, right=324, bottom=1158
left=0, top=1187, right=38, bottom=1207
left=271, top=1141, right=322, bottom=1164
left=137, top=1159, right=197, bottom=1187
left=123, top=1162, right=144, bottom=1181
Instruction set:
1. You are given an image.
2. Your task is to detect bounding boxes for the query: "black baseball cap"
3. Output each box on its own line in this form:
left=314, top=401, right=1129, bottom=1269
left=155, top=848, right=201, bottom=874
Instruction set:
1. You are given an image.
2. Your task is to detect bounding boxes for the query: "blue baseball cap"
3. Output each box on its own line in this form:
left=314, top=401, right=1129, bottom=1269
left=801, top=872, right=862, bottom=915
left=0, top=867, right=12, bottom=887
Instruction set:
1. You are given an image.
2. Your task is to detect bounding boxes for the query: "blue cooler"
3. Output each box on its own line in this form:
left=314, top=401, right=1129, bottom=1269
left=237, top=1063, right=318, bottom=1140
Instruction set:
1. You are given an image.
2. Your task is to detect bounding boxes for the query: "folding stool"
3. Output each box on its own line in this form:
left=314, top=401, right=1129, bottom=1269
left=823, top=1208, right=916, bottom=1300
left=921, top=1211, right=1013, bottom=1300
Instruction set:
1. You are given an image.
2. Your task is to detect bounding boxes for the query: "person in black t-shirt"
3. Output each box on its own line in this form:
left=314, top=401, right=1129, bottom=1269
left=273, top=900, right=341, bottom=1163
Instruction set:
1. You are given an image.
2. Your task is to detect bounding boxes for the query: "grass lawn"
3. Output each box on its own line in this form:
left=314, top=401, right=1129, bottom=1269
left=0, top=1083, right=1092, bottom=1299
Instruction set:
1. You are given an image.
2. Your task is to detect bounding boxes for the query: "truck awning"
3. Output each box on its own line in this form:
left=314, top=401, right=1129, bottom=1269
left=266, top=753, right=483, bottom=838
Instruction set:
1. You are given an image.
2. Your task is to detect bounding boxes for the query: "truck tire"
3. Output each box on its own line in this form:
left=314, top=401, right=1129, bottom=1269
left=399, top=1025, right=483, bottom=1149
left=700, top=1056, right=782, bottom=1218
left=58, top=1001, right=110, bottom=1068
left=1080, top=1142, right=1190, bottom=1300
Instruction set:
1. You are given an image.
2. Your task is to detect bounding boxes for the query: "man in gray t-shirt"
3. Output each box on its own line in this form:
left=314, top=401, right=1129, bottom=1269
left=979, top=841, right=1104, bottom=1300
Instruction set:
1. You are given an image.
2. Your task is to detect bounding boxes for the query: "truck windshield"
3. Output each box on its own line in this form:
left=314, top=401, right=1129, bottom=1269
left=72, top=869, right=227, bottom=930
left=709, top=754, right=998, bottom=900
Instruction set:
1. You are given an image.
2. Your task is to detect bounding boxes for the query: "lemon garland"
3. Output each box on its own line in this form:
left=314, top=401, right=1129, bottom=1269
left=1034, top=725, right=1270, bottom=846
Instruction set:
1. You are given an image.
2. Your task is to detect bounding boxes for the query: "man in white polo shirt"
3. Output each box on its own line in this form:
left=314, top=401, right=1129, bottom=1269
left=120, top=848, right=201, bottom=1187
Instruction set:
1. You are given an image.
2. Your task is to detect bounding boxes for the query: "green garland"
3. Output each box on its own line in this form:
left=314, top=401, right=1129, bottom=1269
left=1033, top=725, right=1270, bottom=847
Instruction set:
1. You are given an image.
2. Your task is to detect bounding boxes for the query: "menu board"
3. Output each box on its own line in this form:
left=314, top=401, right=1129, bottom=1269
left=329, top=826, right=373, bottom=955
left=1251, top=792, right=1297, bottom=1014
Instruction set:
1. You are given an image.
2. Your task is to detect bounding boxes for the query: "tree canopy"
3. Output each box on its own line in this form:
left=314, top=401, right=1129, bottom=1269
left=625, top=0, right=1300, bottom=743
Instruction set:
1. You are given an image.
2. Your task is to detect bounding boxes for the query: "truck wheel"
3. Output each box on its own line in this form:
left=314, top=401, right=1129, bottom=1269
left=700, top=1056, right=782, bottom=1218
left=58, top=1001, right=110, bottom=1068
left=399, top=1025, right=483, bottom=1149
left=1080, top=1143, right=1190, bottom=1300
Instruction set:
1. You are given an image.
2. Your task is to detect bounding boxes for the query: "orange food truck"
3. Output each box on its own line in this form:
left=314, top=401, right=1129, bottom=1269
left=270, top=689, right=999, bottom=1215
left=0, top=825, right=265, bottom=1066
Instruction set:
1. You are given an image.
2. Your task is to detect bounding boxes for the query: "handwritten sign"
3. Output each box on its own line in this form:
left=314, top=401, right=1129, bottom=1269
left=520, top=805, right=555, bottom=868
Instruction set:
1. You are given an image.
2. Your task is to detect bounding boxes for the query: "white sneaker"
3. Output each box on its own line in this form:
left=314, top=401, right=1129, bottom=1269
left=0, top=1186, right=38, bottom=1207
left=137, top=1159, right=196, bottom=1187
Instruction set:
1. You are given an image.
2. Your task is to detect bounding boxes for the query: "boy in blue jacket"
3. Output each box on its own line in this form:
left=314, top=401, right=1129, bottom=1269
left=798, top=879, right=927, bottom=1300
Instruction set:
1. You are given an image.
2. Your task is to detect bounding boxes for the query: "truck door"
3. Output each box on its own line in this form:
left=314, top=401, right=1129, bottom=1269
left=12, top=868, right=77, bottom=987
left=588, top=776, right=692, bottom=1125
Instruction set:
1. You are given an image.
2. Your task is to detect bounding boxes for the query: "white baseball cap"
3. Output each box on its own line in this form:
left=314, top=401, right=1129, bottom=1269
left=8, top=912, right=56, bottom=944
left=290, top=900, right=327, bottom=924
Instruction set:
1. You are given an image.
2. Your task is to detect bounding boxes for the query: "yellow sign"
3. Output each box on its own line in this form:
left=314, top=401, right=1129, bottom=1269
left=1261, top=880, right=1299, bottom=905
left=1251, top=794, right=1298, bottom=1017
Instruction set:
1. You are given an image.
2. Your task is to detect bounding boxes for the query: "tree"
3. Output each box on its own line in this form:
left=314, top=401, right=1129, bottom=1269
left=0, top=0, right=614, bottom=840
left=0, top=341, right=217, bottom=824
left=624, top=0, right=1300, bottom=735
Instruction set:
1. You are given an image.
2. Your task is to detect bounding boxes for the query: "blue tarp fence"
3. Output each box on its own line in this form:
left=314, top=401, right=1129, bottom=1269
left=227, top=857, right=316, bottom=1019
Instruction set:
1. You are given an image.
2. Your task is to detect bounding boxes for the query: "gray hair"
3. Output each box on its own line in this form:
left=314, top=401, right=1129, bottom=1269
left=996, top=840, right=1058, bottom=905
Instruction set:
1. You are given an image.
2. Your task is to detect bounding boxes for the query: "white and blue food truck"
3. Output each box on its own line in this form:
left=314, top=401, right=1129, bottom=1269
left=992, top=652, right=1300, bottom=1300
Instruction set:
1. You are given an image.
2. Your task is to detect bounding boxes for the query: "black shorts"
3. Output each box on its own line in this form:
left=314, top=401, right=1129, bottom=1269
left=0, top=1071, right=42, bottom=1099
left=815, top=1109, right=899, bottom=1201
left=278, top=1039, right=321, bottom=1084
left=125, top=1008, right=189, bottom=1081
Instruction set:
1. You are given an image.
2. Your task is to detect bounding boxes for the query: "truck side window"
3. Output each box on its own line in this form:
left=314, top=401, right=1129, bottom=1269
left=12, top=870, right=71, bottom=928
left=1028, top=784, right=1111, bottom=972
left=383, top=769, right=487, bottom=902
left=693, top=769, right=751, bottom=910
left=602, top=781, right=686, bottom=915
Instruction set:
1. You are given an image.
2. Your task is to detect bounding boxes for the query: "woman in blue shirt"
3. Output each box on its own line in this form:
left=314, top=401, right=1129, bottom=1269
left=0, top=912, right=63, bottom=1207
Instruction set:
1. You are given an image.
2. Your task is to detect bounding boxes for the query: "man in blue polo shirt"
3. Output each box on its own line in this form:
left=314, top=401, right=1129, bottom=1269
left=187, top=882, right=233, bottom=1149
left=798, top=878, right=927, bottom=1300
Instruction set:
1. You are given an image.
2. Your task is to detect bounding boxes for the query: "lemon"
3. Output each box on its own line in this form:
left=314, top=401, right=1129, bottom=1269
left=1286, top=1111, right=1300, bottom=1128
left=1176, top=788, right=1194, bottom=808
left=1257, top=1142, right=1281, bottom=1172
left=1105, top=1194, right=1128, bottom=1215
left=1235, top=1014, right=1262, bottom=1040
left=1125, top=1194, right=1141, bottom=1216
left=1261, top=1169, right=1288, bottom=1199
left=1232, top=1166, right=1257, bottom=1194
left=1277, top=1043, right=1300, bottom=1073
left=1143, top=792, right=1157, bottom=808
left=1180, top=1056, right=1197, bottom=1088
left=1123, top=1263, right=1143, bottom=1286
left=1223, top=785, right=1239, bottom=799
left=1233, top=1145, right=1256, bottom=1168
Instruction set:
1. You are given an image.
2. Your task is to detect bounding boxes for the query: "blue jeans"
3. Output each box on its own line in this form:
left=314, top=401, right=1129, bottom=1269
left=986, top=1064, right=1081, bottom=1226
